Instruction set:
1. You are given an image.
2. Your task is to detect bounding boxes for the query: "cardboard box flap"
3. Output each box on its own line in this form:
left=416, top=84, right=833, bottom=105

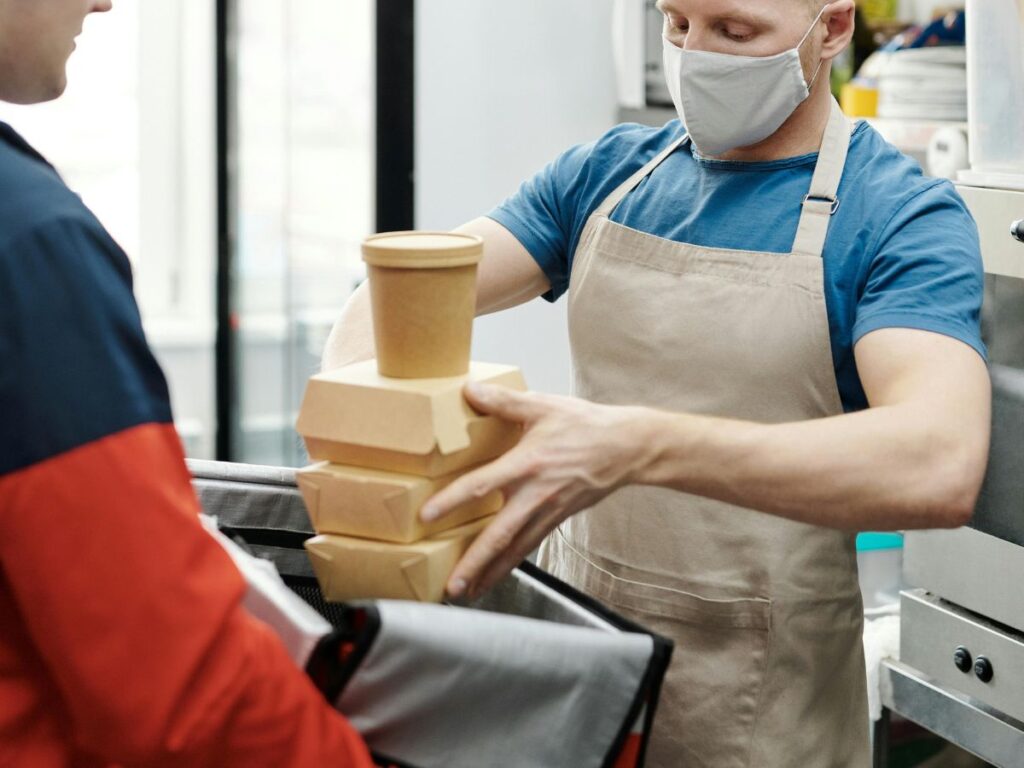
left=428, top=366, right=526, bottom=456
left=304, top=538, right=337, bottom=592
left=297, top=361, right=526, bottom=457
left=399, top=554, right=432, bottom=602
left=304, top=536, right=335, bottom=563
left=431, top=391, right=475, bottom=455
left=302, top=478, right=324, bottom=529
left=382, top=486, right=420, bottom=531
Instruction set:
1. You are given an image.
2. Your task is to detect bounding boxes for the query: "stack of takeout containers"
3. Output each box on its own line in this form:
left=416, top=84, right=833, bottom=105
left=296, top=232, right=526, bottom=603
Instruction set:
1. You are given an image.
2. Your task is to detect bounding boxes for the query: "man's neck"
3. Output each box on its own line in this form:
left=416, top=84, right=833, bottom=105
left=713, top=72, right=834, bottom=163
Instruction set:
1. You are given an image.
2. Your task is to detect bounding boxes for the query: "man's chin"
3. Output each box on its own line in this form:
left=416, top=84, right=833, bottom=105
left=6, top=76, right=69, bottom=105
left=46, top=75, right=69, bottom=102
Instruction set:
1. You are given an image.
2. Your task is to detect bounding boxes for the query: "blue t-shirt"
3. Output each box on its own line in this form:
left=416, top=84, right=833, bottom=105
left=489, top=120, right=985, bottom=413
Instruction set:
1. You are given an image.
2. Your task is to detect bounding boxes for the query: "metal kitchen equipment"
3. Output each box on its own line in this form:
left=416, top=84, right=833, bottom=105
left=612, top=0, right=673, bottom=110
left=872, top=181, right=1024, bottom=765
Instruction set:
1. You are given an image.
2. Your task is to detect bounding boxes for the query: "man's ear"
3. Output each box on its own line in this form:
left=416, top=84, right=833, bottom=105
left=821, top=0, right=856, bottom=61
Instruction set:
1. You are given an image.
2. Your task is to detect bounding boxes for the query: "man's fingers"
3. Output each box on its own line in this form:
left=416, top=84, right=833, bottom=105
left=471, top=512, right=556, bottom=597
left=426, top=382, right=551, bottom=521
left=445, top=490, right=541, bottom=598
left=464, top=381, right=541, bottom=423
left=421, top=456, right=521, bottom=523
left=446, top=486, right=559, bottom=598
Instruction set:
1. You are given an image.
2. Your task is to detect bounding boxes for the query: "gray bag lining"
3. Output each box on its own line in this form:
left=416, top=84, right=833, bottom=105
left=340, top=600, right=653, bottom=768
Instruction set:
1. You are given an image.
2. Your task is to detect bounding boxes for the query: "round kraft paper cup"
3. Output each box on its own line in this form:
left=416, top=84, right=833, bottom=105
left=369, top=264, right=477, bottom=378
left=362, top=231, right=483, bottom=269
left=363, top=231, right=482, bottom=378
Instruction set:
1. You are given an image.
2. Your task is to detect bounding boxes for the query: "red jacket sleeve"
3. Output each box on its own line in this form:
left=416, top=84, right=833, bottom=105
left=0, top=423, right=375, bottom=768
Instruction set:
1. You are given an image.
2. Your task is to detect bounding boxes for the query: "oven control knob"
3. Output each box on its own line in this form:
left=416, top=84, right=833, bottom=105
left=974, top=655, right=994, bottom=683
left=953, top=646, right=972, bottom=673
left=1012, top=220, right=1024, bottom=243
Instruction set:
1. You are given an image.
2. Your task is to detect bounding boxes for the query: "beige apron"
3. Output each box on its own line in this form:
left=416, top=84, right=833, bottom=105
left=538, top=100, right=869, bottom=768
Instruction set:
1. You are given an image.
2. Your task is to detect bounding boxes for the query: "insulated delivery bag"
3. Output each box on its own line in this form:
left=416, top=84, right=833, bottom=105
left=189, top=460, right=673, bottom=768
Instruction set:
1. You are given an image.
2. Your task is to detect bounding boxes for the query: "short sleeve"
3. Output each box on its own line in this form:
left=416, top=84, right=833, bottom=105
left=487, top=141, right=596, bottom=302
left=852, top=180, right=986, bottom=360
left=0, top=214, right=173, bottom=474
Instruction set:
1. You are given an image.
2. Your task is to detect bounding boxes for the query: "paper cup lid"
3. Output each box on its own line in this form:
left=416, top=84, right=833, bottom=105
left=362, top=231, right=484, bottom=268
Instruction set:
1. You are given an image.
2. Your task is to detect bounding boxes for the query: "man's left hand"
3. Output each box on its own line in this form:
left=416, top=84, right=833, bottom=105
left=420, top=382, right=658, bottom=600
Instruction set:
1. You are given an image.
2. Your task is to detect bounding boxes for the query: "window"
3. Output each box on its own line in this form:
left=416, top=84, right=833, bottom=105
left=0, top=1, right=218, bottom=458
left=232, top=0, right=374, bottom=465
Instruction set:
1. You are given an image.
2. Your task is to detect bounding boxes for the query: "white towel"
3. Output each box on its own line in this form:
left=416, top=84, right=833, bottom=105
left=863, top=604, right=901, bottom=722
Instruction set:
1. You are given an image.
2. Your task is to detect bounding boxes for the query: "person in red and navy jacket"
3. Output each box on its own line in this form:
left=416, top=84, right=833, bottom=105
left=0, top=3, right=374, bottom=766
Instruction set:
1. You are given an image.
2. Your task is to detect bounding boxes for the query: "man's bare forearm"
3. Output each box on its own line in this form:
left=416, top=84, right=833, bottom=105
left=634, top=402, right=986, bottom=531
left=321, top=283, right=374, bottom=371
left=625, top=329, right=993, bottom=531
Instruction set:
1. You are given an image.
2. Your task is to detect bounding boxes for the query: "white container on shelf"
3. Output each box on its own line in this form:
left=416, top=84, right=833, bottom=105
left=856, top=533, right=904, bottom=612
left=961, top=0, right=1024, bottom=188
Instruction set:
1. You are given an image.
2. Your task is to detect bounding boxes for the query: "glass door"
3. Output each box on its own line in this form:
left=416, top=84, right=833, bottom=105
left=230, top=0, right=375, bottom=466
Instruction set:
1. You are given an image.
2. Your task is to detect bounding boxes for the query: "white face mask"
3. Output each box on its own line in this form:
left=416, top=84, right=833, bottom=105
left=662, top=7, right=827, bottom=157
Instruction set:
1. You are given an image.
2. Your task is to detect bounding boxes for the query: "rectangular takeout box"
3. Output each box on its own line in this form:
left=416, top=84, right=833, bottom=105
left=296, top=461, right=502, bottom=543
left=296, top=360, right=526, bottom=478
left=304, top=516, right=492, bottom=603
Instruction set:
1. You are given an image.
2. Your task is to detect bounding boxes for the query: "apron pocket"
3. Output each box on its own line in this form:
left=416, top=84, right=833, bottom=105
left=544, top=533, right=772, bottom=768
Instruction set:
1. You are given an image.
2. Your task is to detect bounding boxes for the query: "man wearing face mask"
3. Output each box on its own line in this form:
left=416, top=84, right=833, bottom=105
left=323, top=2, right=989, bottom=765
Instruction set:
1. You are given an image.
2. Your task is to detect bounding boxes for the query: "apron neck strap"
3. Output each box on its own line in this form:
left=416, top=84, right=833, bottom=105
left=592, top=134, right=689, bottom=220
left=591, top=98, right=854, bottom=255
left=791, top=99, right=855, bottom=259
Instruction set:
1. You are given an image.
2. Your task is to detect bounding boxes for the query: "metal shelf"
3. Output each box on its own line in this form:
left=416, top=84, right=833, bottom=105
left=957, top=185, right=1024, bottom=281
left=874, top=659, right=1024, bottom=768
